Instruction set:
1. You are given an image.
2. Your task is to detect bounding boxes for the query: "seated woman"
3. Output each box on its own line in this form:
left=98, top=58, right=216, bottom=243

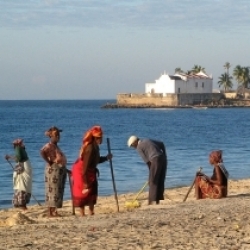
left=195, top=150, right=229, bottom=199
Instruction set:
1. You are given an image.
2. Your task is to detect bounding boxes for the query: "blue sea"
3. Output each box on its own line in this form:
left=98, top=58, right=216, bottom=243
left=0, top=100, right=250, bottom=208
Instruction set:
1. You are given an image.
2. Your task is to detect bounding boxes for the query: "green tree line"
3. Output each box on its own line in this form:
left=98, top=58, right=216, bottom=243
left=175, top=63, right=250, bottom=92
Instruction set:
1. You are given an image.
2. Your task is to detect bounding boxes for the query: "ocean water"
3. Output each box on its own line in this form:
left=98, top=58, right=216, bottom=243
left=0, top=100, right=250, bottom=208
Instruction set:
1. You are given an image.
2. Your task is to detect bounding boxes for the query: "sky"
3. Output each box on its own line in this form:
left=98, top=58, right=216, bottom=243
left=0, top=0, right=250, bottom=100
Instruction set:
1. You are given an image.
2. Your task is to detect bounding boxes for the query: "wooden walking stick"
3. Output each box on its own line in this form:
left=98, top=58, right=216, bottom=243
left=6, top=159, right=42, bottom=206
left=107, top=138, right=120, bottom=212
left=183, top=167, right=202, bottom=202
left=67, top=170, right=75, bottom=215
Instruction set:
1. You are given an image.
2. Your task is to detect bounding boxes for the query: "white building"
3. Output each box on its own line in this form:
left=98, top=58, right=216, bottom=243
left=145, top=71, right=213, bottom=95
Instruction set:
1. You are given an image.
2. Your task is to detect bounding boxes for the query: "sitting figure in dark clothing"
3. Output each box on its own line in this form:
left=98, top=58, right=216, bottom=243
left=195, top=150, right=228, bottom=199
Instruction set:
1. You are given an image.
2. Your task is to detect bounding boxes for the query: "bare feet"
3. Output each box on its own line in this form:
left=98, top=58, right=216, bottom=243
left=52, top=211, right=62, bottom=217
left=89, top=210, right=95, bottom=216
left=47, top=207, right=62, bottom=218
left=89, top=204, right=94, bottom=215
left=79, top=207, right=85, bottom=217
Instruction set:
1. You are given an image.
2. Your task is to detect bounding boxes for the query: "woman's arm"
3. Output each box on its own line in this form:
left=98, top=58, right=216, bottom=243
left=40, top=150, right=53, bottom=166
left=14, top=164, right=25, bottom=174
left=99, top=154, right=112, bottom=163
left=5, top=154, right=17, bottom=162
left=207, top=165, right=223, bottom=185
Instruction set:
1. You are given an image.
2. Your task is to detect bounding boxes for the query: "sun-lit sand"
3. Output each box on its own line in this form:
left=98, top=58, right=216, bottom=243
left=1, top=179, right=250, bottom=249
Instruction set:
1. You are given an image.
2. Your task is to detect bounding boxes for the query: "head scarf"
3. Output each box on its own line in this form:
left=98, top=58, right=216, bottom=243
left=45, top=126, right=63, bottom=138
left=12, top=138, right=24, bottom=147
left=79, top=126, right=103, bottom=157
left=209, top=150, right=223, bottom=164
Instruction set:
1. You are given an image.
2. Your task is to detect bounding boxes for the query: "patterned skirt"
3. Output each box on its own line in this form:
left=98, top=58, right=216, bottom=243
left=45, top=163, right=67, bottom=208
left=13, top=190, right=31, bottom=207
left=196, top=176, right=227, bottom=199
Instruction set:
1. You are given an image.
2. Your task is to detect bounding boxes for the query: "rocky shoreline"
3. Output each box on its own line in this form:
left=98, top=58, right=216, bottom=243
left=101, top=102, right=250, bottom=109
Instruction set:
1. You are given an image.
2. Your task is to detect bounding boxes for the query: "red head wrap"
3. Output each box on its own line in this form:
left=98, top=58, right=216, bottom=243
left=209, top=150, right=223, bottom=164
left=79, top=126, right=103, bottom=157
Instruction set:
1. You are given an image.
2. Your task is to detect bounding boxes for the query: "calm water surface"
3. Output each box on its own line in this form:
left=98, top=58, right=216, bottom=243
left=0, top=100, right=249, bottom=208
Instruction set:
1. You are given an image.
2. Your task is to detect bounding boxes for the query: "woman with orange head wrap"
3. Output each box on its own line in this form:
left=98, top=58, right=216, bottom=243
left=195, top=150, right=229, bottom=199
left=71, top=125, right=112, bottom=216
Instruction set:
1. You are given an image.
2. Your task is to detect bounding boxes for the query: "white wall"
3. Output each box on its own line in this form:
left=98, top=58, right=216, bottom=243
left=185, top=78, right=212, bottom=93
left=145, top=73, right=213, bottom=94
left=145, top=74, right=176, bottom=94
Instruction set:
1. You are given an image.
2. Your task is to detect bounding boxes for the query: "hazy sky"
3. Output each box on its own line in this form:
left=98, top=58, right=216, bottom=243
left=0, top=0, right=250, bottom=100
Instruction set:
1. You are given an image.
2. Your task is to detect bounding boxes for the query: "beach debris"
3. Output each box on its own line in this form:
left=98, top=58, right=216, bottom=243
left=198, top=214, right=205, bottom=219
left=5, top=212, right=36, bottom=226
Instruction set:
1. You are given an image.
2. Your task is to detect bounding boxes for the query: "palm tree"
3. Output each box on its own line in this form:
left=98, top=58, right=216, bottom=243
left=223, top=62, right=231, bottom=88
left=233, top=65, right=243, bottom=86
left=191, top=65, right=206, bottom=74
left=224, top=62, right=231, bottom=74
left=233, top=65, right=250, bottom=88
left=175, top=68, right=184, bottom=74
left=241, top=67, right=250, bottom=88
left=218, top=73, right=233, bottom=92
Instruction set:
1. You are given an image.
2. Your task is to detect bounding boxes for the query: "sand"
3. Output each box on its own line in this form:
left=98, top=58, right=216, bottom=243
left=0, top=179, right=250, bottom=250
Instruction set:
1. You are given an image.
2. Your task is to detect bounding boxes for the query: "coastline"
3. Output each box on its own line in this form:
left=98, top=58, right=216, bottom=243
left=101, top=102, right=250, bottom=109
left=1, top=179, right=250, bottom=249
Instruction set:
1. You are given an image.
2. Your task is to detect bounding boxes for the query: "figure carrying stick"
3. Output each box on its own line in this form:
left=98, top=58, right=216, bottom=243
left=127, top=135, right=167, bottom=205
left=71, top=125, right=112, bottom=216
left=5, top=139, right=33, bottom=211
left=195, top=150, right=229, bottom=199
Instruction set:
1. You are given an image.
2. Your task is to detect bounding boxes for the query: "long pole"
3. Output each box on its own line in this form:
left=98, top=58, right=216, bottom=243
left=6, top=159, right=42, bottom=206
left=67, top=170, right=75, bottom=215
left=131, top=181, right=148, bottom=203
left=107, top=138, right=119, bottom=212
left=183, top=167, right=202, bottom=202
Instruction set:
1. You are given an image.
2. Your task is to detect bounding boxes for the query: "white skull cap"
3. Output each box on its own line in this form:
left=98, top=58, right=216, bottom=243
left=127, top=135, right=138, bottom=147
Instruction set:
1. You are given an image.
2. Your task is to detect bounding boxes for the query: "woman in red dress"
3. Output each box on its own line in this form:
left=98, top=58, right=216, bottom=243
left=71, top=125, right=112, bottom=216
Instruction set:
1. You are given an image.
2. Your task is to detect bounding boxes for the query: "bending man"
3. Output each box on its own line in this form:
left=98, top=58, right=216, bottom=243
left=127, top=135, right=167, bottom=205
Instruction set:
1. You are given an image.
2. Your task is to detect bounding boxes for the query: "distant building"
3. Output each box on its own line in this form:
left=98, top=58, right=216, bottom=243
left=145, top=71, right=213, bottom=95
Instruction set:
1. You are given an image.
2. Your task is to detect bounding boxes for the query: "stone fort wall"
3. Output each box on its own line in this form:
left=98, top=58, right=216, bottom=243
left=117, top=93, right=224, bottom=106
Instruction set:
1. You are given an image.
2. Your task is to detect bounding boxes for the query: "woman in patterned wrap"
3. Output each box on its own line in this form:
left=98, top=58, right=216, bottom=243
left=71, top=125, right=112, bottom=216
left=195, top=150, right=229, bottom=199
left=5, top=139, right=33, bottom=210
left=40, top=126, right=67, bottom=217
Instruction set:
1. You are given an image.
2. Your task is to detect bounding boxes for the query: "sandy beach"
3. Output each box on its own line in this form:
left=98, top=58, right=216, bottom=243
left=1, top=179, right=250, bottom=250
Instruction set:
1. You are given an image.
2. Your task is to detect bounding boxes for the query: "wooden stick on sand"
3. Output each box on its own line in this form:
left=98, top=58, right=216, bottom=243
left=183, top=167, right=202, bottom=202
left=107, top=138, right=120, bottom=212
